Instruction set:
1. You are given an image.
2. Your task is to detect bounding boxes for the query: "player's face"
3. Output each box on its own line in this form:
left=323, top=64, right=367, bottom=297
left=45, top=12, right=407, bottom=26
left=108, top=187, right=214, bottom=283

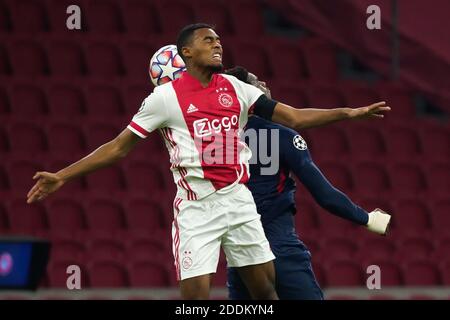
left=188, top=28, right=223, bottom=71
left=248, top=72, right=271, bottom=99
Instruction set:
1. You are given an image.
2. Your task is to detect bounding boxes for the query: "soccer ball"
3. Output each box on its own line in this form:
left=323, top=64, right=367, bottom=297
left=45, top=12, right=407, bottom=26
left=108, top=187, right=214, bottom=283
left=149, top=45, right=186, bottom=87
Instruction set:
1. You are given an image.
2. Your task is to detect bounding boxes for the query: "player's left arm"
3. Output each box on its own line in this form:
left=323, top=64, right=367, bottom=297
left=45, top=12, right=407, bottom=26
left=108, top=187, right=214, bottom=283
left=280, top=129, right=391, bottom=235
left=267, top=99, right=390, bottom=131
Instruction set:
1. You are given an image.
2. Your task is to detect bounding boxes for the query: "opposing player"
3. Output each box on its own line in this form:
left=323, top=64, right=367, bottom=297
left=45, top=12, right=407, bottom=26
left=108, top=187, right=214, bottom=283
left=26, top=24, right=390, bottom=300
left=224, top=66, right=391, bottom=299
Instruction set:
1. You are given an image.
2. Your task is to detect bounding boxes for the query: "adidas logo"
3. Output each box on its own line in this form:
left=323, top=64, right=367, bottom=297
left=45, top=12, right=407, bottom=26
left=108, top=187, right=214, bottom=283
left=187, top=104, right=199, bottom=113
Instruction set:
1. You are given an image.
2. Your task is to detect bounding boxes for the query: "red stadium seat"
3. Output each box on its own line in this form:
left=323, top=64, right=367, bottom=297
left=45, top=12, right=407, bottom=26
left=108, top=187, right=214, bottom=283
left=193, top=0, right=234, bottom=36
left=358, top=238, right=397, bottom=260
left=307, top=127, right=350, bottom=157
left=347, top=126, right=386, bottom=158
left=322, top=237, right=358, bottom=260
left=47, top=123, right=86, bottom=153
left=304, top=83, right=345, bottom=107
left=129, top=260, right=171, bottom=287
left=123, top=83, right=152, bottom=114
left=127, top=237, right=168, bottom=261
left=420, top=125, right=450, bottom=160
left=229, top=41, right=272, bottom=79
left=88, top=238, right=125, bottom=261
left=86, top=199, right=127, bottom=230
left=85, top=41, right=125, bottom=77
left=426, top=162, right=450, bottom=195
left=126, top=198, right=167, bottom=232
left=376, top=83, right=415, bottom=120
left=85, top=0, right=124, bottom=34
left=386, top=126, right=422, bottom=159
left=0, top=2, right=11, bottom=32
left=47, top=198, right=87, bottom=232
left=431, top=199, right=450, bottom=232
left=121, top=0, right=162, bottom=35
left=0, top=164, right=9, bottom=191
left=294, top=199, right=320, bottom=233
left=88, top=260, right=129, bottom=288
left=158, top=0, right=195, bottom=37
left=301, top=38, right=339, bottom=81
left=228, top=0, right=265, bottom=36
left=0, top=204, right=9, bottom=231
left=403, top=260, right=441, bottom=286
left=7, top=159, right=43, bottom=193
left=50, top=239, right=86, bottom=261
left=353, top=162, right=390, bottom=195
left=267, top=41, right=308, bottom=80
left=392, top=198, right=431, bottom=231
left=6, top=0, right=48, bottom=33
left=325, top=260, right=364, bottom=286
left=86, top=83, right=124, bottom=115
left=122, top=40, right=159, bottom=80
left=9, top=123, right=47, bottom=153
left=341, top=84, right=380, bottom=107
left=10, top=83, right=48, bottom=116
left=124, top=161, right=167, bottom=193
left=396, top=236, right=434, bottom=261
left=317, top=162, right=354, bottom=192
left=85, top=121, right=122, bottom=150
left=86, top=166, right=126, bottom=192
left=47, top=82, right=86, bottom=117
left=7, top=199, right=48, bottom=232
left=274, top=84, right=308, bottom=107
left=0, top=127, right=9, bottom=153
left=0, top=45, right=12, bottom=75
left=47, top=40, right=86, bottom=76
left=389, top=163, right=427, bottom=196
left=8, top=39, right=48, bottom=75
left=441, top=261, right=450, bottom=285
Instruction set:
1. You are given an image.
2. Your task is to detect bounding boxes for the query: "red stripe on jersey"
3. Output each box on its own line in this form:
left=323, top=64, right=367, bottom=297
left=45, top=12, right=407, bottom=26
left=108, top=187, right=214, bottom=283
left=277, top=169, right=287, bottom=193
left=171, top=73, right=249, bottom=191
left=173, top=198, right=182, bottom=281
left=162, top=127, right=197, bottom=200
left=129, top=121, right=150, bottom=137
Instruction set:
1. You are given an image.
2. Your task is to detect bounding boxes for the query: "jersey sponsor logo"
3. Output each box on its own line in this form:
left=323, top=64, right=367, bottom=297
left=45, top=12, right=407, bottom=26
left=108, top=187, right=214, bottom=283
left=293, top=135, right=307, bottom=150
left=187, top=103, right=198, bottom=113
left=193, top=115, right=239, bottom=137
left=218, top=93, right=233, bottom=107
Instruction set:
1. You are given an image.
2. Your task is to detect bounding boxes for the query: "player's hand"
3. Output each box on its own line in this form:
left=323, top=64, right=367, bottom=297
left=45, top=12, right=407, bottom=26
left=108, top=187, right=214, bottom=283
left=26, top=172, right=65, bottom=204
left=349, top=101, right=391, bottom=120
left=366, top=208, right=391, bottom=235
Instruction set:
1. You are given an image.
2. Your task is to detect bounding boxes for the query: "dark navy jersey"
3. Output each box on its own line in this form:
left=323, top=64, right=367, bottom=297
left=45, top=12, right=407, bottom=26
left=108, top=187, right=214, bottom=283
left=244, top=116, right=369, bottom=245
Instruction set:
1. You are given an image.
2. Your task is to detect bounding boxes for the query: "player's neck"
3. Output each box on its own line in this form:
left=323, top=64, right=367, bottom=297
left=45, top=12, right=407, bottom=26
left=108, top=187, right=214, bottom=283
left=186, top=67, right=214, bottom=88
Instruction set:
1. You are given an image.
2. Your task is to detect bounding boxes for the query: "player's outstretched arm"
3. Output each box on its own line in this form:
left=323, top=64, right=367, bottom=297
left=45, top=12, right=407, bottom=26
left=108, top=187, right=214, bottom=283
left=272, top=101, right=391, bottom=130
left=26, top=128, right=140, bottom=204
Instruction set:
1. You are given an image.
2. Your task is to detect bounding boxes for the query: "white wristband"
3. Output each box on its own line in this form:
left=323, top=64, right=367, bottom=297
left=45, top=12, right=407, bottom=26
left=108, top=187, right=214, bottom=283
left=366, top=208, right=391, bottom=235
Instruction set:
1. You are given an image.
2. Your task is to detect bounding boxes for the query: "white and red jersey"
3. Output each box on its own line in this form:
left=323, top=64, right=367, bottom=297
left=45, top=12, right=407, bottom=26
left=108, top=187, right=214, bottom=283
left=127, top=71, right=264, bottom=200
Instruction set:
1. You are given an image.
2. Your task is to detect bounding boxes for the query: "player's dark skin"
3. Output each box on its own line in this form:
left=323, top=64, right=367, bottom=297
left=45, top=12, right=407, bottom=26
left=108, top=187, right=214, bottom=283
left=26, top=27, right=390, bottom=300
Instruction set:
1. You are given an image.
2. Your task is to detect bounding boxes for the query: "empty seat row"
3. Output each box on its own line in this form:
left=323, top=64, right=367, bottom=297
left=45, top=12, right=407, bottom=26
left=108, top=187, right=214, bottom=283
left=0, top=0, right=265, bottom=36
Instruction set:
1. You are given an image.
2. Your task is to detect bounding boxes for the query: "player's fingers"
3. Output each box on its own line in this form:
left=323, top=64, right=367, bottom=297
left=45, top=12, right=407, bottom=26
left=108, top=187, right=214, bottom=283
left=371, top=114, right=384, bottom=118
left=33, top=172, right=43, bottom=180
left=26, top=183, right=40, bottom=198
left=374, top=106, right=391, bottom=112
left=368, top=101, right=386, bottom=109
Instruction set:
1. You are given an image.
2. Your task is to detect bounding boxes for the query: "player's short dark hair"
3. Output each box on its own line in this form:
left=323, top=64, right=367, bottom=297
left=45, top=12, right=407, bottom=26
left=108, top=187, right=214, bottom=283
left=224, top=66, right=249, bottom=83
left=176, top=23, right=215, bottom=60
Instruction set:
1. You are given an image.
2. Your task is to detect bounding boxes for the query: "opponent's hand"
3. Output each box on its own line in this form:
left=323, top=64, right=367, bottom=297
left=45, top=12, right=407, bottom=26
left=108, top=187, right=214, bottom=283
left=349, top=101, right=391, bottom=120
left=366, top=208, right=391, bottom=235
left=26, top=172, right=65, bottom=204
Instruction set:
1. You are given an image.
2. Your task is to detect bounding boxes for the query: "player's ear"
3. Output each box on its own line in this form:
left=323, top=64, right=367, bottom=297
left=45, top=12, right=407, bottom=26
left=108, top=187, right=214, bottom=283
left=182, top=46, right=193, bottom=60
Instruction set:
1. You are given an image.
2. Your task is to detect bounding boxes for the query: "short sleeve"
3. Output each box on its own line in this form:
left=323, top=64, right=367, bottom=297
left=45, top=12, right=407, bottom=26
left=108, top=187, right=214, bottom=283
left=127, top=88, right=168, bottom=138
left=221, top=74, right=264, bottom=114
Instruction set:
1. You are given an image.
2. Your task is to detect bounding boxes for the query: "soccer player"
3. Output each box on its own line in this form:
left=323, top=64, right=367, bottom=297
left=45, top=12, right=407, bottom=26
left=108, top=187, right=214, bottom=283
left=224, top=66, right=391, bottom=300
left=26, top=24, right=390, bottom=300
